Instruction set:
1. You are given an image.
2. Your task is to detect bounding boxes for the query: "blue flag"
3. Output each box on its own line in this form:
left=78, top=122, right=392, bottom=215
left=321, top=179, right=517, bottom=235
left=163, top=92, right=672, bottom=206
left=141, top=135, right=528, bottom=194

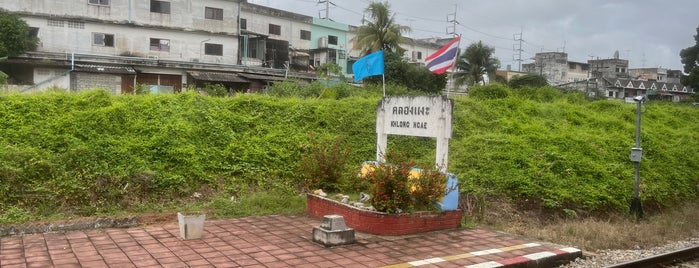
left=352, top=50, right=384, bottom=82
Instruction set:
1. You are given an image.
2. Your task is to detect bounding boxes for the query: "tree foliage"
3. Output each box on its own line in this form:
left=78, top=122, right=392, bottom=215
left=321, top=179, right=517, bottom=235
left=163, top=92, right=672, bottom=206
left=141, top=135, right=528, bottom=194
left=316, top=62, right=344, bottom=83
left=0, top=11, right=37, bottom=57
left=454, top=41, right=500, bottom=86
left=0, top=71, right=8, bottom=85
left=680, top=25, right=699, bottom=100
left=508, top=74, right=549, bottom=89
left=364, top=51, right=446, bottom=94
left=353, top=2, right=410, bottom=55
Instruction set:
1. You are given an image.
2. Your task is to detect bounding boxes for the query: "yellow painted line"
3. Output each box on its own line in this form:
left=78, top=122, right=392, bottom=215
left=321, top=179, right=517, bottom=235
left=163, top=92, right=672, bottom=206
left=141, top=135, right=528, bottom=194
left=441, top=253, right=473, bottom=261
left=380, top=242, right=542, bottom=268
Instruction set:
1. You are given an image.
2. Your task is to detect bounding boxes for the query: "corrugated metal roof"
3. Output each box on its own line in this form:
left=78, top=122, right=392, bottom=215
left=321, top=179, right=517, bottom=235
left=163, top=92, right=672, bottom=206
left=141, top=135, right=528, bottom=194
left=74, top=64, right=136, bottom=74
left=187, top=71, right=249, bottom=83
left=239, top=73, right=286, bottom=81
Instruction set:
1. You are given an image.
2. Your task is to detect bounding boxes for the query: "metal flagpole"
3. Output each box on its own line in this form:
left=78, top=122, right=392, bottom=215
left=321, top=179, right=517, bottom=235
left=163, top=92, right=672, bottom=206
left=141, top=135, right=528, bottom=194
left=382, top=49, right=386, bottom=97
left=447, top=34, right=461, bottom=97
left=382, top=73, right=386, bottom=97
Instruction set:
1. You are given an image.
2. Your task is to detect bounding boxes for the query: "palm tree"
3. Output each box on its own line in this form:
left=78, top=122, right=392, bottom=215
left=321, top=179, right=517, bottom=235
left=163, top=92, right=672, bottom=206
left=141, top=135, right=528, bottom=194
left=354, top=2, right=410, bottom=55
left=454, top=41, right=500, bottom=86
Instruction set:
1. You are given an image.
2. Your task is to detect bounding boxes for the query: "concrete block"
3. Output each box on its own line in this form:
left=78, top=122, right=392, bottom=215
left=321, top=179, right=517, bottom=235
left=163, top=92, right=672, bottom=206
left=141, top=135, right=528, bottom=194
left=319, top=214, right=348, bottom=231
left=177, top=213, right=205, bottom=240
left=312, top=215, right=355, bottom=247
left=312, top=227, right=355, bottom=247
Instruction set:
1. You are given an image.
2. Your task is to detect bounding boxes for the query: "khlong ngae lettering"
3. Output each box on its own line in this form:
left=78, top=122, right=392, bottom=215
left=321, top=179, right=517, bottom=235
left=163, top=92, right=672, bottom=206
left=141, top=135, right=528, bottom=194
left=392, top=106, right=430, bottom=116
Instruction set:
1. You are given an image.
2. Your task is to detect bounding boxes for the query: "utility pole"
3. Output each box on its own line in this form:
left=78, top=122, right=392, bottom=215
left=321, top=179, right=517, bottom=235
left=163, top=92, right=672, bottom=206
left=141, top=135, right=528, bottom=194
left=513, top=28, right=523, bottom=72
left=446, top=4, right=458, bottom=37
left=446, top=4, right=459, bottom=96
left=317, top=0, right=334, bottom=20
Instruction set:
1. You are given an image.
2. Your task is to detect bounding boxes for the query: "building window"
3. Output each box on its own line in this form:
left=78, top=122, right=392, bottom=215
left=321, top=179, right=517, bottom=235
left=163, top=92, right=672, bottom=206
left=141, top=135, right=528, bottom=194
left=240, top=18, right=247, bottom=30
left=205, top=7, right=223, bottom=20
left=417, top=51, right=422, bottom=60
left=88, top=0, right=110, bottom=6
left=328, top=35, right=338, bottom=45
left=204, top=43, right=223, bottom=56
left=47, top=19, right=64, bottom=27
left=150, top=38, right=170, bottom=52
left=269, top=24, right=281, bottom=35
left=150, top=0, right=171, bottom=14
left=67, top=20, right=85, bottom=29
left=93, top=33, right=114, bottom=47
left=300, top=30, right=311, bottom=40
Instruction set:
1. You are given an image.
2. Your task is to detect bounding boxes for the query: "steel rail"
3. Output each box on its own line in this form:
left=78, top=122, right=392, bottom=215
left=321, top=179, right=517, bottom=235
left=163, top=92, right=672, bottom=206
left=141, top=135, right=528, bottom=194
left=604, top=245, right=699, bottom=268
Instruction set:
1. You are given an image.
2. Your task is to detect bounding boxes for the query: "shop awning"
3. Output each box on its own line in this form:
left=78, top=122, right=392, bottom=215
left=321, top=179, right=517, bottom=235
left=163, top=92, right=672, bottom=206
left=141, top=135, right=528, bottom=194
left=187, top=71, right=249, bottom=83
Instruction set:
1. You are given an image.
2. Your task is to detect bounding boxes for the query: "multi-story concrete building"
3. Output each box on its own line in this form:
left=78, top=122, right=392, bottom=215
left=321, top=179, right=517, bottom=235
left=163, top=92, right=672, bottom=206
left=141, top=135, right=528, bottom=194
left=311, top=18, right=349, bottom=76
left=527, top=51, right=694, bottom=101
left=0, top=0, right=320, bottom=94
left=629, top=67, right=667, bottom=82
left=1, top=0, right=456, bottom=94
left=588, top=57, right=629, bottom=79
left=522, top=52, right=571, bottom=85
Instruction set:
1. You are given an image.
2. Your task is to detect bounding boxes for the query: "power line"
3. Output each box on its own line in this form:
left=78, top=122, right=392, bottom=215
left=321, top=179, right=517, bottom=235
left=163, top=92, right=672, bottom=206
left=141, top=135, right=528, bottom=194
left=456, top=24, right=511, bottom=41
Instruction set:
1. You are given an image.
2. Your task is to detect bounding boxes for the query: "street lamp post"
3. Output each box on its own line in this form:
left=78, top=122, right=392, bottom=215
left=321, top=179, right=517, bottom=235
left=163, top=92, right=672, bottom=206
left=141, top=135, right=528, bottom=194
left=629, top=95, right=645, bottom=221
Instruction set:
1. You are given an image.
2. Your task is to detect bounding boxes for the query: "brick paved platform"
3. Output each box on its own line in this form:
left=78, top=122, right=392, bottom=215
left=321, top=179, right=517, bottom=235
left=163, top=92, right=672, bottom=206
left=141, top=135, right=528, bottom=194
left=0, top=214, right=581, bottom=267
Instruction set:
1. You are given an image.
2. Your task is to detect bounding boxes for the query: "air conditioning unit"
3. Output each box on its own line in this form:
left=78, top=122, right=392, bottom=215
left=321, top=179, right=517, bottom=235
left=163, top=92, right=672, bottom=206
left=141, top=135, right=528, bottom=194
left=318, top=37, right=328, bottom=48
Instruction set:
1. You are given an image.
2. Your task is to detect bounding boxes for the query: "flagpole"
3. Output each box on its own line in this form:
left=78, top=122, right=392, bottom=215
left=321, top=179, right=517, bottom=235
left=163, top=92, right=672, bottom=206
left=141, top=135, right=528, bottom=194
left=447, top=34, right=462, bottom=97
left=382, top=73, right=386, bottom=97
left=382, top=49, right=386, bottom=97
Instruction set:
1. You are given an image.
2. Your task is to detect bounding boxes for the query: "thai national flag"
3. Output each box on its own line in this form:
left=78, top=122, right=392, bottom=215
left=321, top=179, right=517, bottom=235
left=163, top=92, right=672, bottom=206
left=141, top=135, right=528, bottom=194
left=425, top=37, right=460, bottom=74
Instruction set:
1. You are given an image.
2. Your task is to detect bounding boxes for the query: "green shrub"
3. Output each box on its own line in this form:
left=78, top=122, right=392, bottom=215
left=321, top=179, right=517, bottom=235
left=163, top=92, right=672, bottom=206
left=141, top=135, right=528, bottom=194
left=202, top=83, right=229, bottom=97
left=0, top=71, right=8, bottom=85
left=365, top=160, right=413, bottom=213
left=362, top=152, right=450, bottom=213
left=468, top=84, right=510, bottom=100
left=299, top=132, right=351, bottom=192
left=0, top=206, right=34, bottom=224
left=0, top=86, right=697, bottom=220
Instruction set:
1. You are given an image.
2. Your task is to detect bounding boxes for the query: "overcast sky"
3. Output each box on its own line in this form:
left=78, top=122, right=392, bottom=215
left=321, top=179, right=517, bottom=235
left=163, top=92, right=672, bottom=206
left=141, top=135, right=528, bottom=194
left=249, top=0, right=698, bottom=72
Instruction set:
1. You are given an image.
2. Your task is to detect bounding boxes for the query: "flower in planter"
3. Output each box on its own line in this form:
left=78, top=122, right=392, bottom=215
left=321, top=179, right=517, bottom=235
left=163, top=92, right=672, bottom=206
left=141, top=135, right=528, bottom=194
left=360, top=156, right=452, bottom=213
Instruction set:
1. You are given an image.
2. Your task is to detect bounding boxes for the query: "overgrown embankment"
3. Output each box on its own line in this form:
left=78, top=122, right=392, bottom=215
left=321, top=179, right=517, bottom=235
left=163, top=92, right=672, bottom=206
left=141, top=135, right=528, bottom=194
left=0, top=87, right=697, bottom=220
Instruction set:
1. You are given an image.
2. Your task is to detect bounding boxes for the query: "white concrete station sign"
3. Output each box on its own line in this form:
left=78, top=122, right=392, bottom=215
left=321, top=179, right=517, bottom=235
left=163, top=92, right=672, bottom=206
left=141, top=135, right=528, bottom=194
left=375, top=96, right=454, bottom=172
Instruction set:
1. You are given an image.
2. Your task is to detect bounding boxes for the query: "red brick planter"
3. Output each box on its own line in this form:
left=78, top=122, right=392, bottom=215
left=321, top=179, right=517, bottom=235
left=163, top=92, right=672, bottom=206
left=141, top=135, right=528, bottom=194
left=306, top=194, right=463, bottom=236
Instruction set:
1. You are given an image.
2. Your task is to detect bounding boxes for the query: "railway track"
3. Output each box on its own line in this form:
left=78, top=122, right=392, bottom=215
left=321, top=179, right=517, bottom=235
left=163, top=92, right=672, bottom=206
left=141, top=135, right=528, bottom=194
left=603, top=245, right=699, bottom=268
